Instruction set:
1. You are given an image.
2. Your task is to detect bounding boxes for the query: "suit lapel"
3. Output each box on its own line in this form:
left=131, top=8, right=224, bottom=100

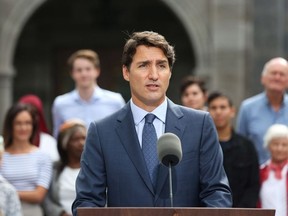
left=115, top=103, right=155, bottom=195
left=155, top=100, right=185, bottom=201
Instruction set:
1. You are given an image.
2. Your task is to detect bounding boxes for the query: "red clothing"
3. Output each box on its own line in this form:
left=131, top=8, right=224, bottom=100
left=258, top=160, right=288, bottom=215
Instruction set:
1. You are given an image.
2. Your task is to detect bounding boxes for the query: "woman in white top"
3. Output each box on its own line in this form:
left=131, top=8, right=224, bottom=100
left=43, top=119, right=86, bottom=216
left=1, top=103, right=52, bottom=216
left=259, top=124, right=288, bottom=216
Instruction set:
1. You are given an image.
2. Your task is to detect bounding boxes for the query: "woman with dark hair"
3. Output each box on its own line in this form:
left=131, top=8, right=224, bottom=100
left=180, top=75, right=208, bottom=111
left=43, top=119, right=86, bottom=216
left=19, top=94, right=59, bottom=162
left=0, top=103, right=52, bottom=216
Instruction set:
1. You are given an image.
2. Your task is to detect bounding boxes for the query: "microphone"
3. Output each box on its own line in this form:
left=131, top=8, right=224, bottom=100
left=157, top=133, right=182, bottom=207
left=157, top=133, right=182, bottom=167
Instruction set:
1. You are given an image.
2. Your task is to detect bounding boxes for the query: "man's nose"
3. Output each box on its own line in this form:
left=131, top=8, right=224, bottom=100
left=148, top=65, right=159, bottom=80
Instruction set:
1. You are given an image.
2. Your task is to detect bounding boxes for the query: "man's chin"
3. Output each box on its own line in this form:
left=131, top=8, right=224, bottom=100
left=78, top=83, right=94, bottom=89
left=268, top=88, right=285, bottom=94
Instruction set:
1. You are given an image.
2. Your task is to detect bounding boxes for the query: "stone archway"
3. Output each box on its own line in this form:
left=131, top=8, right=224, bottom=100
left=161, top=0, right=211, bottom=77
left=0, top=0, right=47, bottom=130
left=0, top=0, right=210, bottom=131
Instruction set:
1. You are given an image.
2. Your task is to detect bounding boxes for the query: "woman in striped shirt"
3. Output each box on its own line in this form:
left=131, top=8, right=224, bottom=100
left=0, top=103, right=52, bottom=216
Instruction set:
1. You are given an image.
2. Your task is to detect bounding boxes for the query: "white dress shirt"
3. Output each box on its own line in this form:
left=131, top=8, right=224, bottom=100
left=130, top=98, right=167, bottom=147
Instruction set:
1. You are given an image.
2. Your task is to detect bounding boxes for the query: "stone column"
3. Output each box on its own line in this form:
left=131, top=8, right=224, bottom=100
left=0, top=67, right=14, bottom=132
left=210, top=0, right=253, bottom=108
left=252, top=0, right=288, bottom=95
left=0, top=0, right=46, bottom=132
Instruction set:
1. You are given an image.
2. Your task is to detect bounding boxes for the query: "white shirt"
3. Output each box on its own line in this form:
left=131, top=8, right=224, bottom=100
left=130, top=98, right=167, bottom=147
left=52, top=86, right=125, bottom=137
left=59, top=167, right=80, bottom=215
left=260, top=164, right=288, bottom=216
left=39, top=132, right=59, bottom=162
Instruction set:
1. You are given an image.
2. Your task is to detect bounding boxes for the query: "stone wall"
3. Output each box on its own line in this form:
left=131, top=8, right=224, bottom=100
left=0, top=0, right=287, bottom=132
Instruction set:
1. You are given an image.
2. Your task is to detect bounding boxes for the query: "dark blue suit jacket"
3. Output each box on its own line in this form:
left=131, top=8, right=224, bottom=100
left=72, top=100, right=232, bottom=215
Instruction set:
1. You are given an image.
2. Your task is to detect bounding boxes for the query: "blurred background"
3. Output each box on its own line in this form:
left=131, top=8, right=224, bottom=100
left=0, top=0, right=287, bottom=131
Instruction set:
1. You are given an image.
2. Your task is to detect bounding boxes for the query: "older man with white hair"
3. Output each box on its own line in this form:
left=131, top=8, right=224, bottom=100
left=259, top=124, right=288, bottom=216
left=237, top=57, right=288, bottom=165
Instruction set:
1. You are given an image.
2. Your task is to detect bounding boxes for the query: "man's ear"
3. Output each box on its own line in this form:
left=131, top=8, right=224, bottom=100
left=95, top=68, right=101, bottom=79
left=261, top=75, right=266, bottom=86
left=231, top=106, right=236, bottom=118
left=123, top=65, right=130, bottom=81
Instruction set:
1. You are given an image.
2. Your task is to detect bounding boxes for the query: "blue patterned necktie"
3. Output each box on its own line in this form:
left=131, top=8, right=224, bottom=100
left=142, top=113, right=158, bottom=188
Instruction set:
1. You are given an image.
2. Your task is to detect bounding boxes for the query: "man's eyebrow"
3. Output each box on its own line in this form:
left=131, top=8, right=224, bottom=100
left=157, top=60, right=169, bottom=64
left=135, top=59, right=168, bottom=65
left=135, top=60, right=150, bottom=65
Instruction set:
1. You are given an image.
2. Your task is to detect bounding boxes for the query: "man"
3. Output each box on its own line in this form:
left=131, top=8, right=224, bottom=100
left=52, top=49, right=125, bottom=137
left=237, top=57, right=288, bottom=165
left=208, top=92, right=260, bottom=207
left=72, top=31, right=232, bottom=215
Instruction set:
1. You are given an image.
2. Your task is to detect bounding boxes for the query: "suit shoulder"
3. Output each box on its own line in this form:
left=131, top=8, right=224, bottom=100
left=178, top=105, right=208, bottom=117
left=173, top=105, right=210, bottom=126
left=93, top=105, right=126, bottom=126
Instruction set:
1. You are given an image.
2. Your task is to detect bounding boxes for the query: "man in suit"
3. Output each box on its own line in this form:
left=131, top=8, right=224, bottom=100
left=72, top=31, right=232, bottom=215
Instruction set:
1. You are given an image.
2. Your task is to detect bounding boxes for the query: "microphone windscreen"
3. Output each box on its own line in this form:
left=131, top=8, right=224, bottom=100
left=157, top=133, right=182, bottom=167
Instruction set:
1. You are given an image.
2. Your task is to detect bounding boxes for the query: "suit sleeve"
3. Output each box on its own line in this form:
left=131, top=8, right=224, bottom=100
left=199, top=113, right=232, bottom=207
left=72, top=122, right=107, bottom=216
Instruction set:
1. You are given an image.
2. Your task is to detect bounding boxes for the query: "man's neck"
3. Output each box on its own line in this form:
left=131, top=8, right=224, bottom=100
left=266, top=91, right=284, bottom=112
left=77, top=84, right=96, bottom=101
left=217, top=126, right=232, bottom=142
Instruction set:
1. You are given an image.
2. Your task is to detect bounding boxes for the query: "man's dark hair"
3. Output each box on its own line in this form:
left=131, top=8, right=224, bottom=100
left=207, top=91, right=233, bottom=107
left=122, top=31, right=175, bottom=70
left=180, top=76, right=207, bottom=96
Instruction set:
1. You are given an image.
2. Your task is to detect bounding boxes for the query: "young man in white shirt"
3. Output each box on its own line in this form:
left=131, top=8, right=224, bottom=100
left=52, top=49, right=125, bottom=137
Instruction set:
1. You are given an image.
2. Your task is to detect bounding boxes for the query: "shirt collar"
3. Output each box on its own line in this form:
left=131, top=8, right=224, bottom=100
left=73, top=86, right=103, bottom=102
left=130, top=98, right=167, bottom=126
left=263, top=91, right=288, bottom=106
left=284, top=94, right=288, bottom=105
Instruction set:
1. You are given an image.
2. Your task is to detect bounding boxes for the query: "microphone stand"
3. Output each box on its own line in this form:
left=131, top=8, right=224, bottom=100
left=168, top=162, right=173, bottom=207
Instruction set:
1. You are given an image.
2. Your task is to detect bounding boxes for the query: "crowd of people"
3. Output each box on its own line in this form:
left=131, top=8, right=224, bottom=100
left=0, top=30, right=288, bottom=216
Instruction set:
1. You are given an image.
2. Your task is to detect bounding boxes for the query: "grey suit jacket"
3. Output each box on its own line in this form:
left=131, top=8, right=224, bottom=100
left=72, top=99, right=232, bottom=215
